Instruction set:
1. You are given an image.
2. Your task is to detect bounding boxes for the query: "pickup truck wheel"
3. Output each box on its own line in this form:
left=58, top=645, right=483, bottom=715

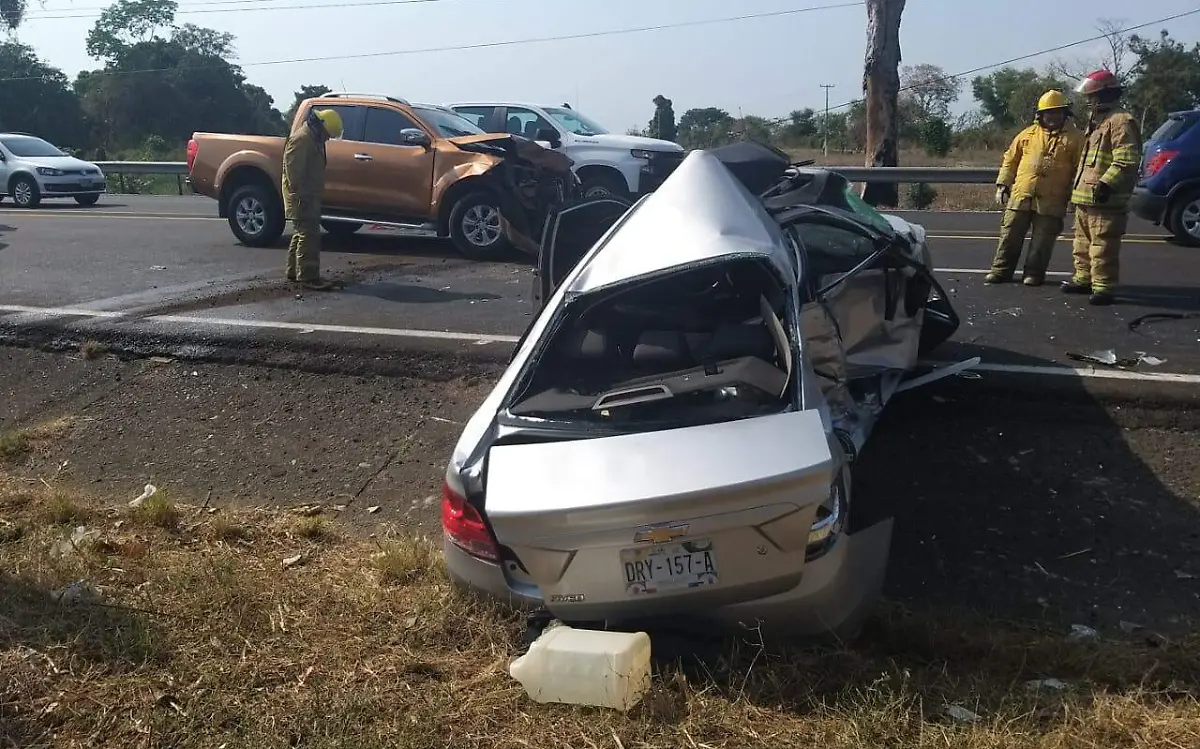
left=1166, top=188, right=1200, bottom=247
left=227, top=184, right=284, bottom=247
left=449, top=191, right=510, bottom=260
left=581, top=172, right=629, bottom=200
left=322, top=220, right=362, bottom=236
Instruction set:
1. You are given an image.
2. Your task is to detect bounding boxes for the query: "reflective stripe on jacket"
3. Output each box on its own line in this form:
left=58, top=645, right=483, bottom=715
left=996, top=121, right=1084, bottom=217
left=281, top=114, right=328, bottom=216
left=1071, top=108, right=1142, bottom=209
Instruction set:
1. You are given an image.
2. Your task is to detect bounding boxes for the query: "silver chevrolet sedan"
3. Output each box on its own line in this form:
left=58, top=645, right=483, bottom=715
left=441, top=141, right=963, bottom=640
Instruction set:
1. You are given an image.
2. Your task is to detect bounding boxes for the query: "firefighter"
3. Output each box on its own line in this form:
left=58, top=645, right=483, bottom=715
left=282, top=107, right=343, bottom=290
left=985, top=90, right=1083, bottom=286
left=1062, top=69, right=1142, bottom=306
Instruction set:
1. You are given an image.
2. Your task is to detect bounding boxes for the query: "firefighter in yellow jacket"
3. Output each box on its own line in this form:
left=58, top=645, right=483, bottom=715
left=986, top=90, right=1083, bottom=286
left=282, top=107, right=343, bottom=290
left=1062, top=69, right=1142, bottom=306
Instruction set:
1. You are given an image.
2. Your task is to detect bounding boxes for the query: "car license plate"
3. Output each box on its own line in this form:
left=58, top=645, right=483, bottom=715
left=620, top=538, right=718, bottom=595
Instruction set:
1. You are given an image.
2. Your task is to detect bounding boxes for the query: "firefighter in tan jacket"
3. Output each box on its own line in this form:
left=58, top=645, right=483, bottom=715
left=282, top=107, right=343, bottom=290
left=986, top=90, right=1083, bottom=286
left=1062, top=69, right=1143, bottom=306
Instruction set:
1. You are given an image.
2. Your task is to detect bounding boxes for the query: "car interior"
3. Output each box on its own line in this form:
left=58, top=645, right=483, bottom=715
left=509, top=257, right=795, bottom=425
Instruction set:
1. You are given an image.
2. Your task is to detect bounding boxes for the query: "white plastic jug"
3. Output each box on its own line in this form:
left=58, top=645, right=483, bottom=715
left=508, top=625, right=652, bottom=711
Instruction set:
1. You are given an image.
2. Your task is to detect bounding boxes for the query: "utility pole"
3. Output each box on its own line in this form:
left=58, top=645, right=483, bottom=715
left=820, top=84, right=836, bottom=158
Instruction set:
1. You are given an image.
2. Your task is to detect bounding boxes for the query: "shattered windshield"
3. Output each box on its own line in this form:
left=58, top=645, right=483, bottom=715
left=544, top=107, right=610, bottom=136
left=508, top=258, right=794, bottom=429
left=840, top=186, right=895, bottom=233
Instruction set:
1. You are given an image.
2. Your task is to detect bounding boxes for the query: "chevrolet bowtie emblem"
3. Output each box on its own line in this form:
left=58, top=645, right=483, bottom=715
left=633, top=523, right=689, bottom=544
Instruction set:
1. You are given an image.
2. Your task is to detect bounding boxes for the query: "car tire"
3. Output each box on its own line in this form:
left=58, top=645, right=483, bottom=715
left=74, top=194, right=100, bottom=207
left=580, top=172, right=629, bottom=200
left=226, top=183, right=284, bottom=247
left=1166, top=188, right=1200, bottom=247
left=10, top=175, right=41, bottom=209
left=449, top=190, right=510, bottom=260
left=321, top=220, right=362, bottom=236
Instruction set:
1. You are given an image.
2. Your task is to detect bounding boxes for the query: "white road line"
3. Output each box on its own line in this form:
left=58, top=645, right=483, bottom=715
left=2, top=303, right=1196, bottom=384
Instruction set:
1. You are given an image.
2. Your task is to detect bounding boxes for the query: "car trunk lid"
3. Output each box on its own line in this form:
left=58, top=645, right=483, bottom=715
left=483, top=409, right=836, bottom=619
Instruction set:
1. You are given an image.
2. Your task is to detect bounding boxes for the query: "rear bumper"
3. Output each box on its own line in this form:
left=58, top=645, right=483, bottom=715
left=1130, top=186, right=1167, bottom=225
left=443, top=517, right=893, bottom=642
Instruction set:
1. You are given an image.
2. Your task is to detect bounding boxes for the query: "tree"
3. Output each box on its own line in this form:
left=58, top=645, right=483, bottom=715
left=647, top=95, right=677, bottom=142
left=971, top=67, right=1070, bottom=128
left=0, top=42, right=87, bottom=148
left=677, top=107, right=735, bottom=149
left=862, top=0, right=906, bottom=207
left=284, top=84, right=334, bottom=124
left=1, top=0, right=25, bottom=29
left=86, top=0, right=178, bottom=65
left=1049, top=18, right=1133, bottom=85
left=900, top=63, right=961, bottom=121
left=918, top=118, right=952, bottom=157
left=733, top=115, right=777, bottom=144
left=1126, top=30, right=1200, bottom=132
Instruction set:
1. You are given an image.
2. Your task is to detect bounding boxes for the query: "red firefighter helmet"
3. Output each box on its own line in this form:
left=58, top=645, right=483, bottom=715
left=1076, top=69, right=1121, bottom=96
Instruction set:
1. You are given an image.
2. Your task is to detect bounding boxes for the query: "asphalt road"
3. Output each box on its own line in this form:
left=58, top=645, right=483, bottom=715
left=1, top=194, right=1198, bottom=377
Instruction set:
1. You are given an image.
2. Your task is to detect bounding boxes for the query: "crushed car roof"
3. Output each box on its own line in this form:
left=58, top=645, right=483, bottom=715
left=565, top=149, right=796, bottom=296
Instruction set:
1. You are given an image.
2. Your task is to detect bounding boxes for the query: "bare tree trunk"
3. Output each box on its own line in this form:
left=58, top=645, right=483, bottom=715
left=862, top=0, right=906, bottom=207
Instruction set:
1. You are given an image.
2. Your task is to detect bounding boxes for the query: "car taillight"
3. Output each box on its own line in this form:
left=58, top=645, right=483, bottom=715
left=186, top=139, right=198, bottom=173
left=441, top=480, right=499, bottom=562
left=1143, top=149, right=1179, bottom=178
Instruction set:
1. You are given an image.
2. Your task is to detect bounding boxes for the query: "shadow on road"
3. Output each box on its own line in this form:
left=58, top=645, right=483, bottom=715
left=853, top=343, right=1200, bottom=633
left=0, top=223, right=12, bottom=253
left=339, top=280, right=502, bottom=304
left=1116, top=284, right=1200, bottom=312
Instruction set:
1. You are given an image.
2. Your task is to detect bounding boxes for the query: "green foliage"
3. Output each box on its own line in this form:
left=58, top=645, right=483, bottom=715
left=905, top=183, right=938, bottom=210
left=647, top=94, right=677, bottom=142
left=971, top=67, right=1073, bottom=128
left=284, top=84, right=334, bottom=125
left=0, top=42, right=88, bottom=149
left=919, top=118, right=952, bottom=157
left=1127, top=30, right=1200, bottom=131
left=1, top=0, right=26, bottom=29
left=677, top=107, right=735, bottom=149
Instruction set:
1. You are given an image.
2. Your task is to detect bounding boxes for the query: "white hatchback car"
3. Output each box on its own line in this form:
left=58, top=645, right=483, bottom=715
left=0, top=133, right=108, bottom=208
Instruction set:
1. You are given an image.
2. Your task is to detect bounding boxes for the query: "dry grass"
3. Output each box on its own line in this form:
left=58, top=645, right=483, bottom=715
left=0, top=417, right=77, bottom=465
left=79, top=341, right=109, bottom=360
left=1, top=483, right=1198, bottom=749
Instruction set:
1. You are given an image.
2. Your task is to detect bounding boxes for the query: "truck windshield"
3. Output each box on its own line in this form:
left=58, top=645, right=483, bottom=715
left=412, top=107, right=486, bottom=138
left=0, top=136, right=67, bottom=158
left=543, top=107, right=610, bottom=136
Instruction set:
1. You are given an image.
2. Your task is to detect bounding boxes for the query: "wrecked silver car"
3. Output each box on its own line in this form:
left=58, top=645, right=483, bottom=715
left=440, top=140, right=962, bottom=639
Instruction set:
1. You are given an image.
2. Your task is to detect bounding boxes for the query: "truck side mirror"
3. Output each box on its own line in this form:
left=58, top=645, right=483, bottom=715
left=400, top=128, right=432, bottom=149
left=536, top=128, right=562, bottom=149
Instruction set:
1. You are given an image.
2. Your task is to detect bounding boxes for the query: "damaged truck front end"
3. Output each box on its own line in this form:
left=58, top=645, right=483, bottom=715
left=442, top=144, right=960, bottom=641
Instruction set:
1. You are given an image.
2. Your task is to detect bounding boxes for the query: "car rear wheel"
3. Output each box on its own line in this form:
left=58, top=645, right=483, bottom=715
left=1166, top=188, right=1200, bottom=247
left=10, top=176, right=40, bottom=209
left=74, top=194, right=100, bottom=207
left=449, top=190, right=510, bottom=260
left=227, top=184, right=284, bottom=247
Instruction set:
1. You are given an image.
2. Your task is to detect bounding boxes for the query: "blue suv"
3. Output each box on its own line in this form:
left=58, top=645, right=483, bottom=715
left=1131, top=109, right=1200, bottom=246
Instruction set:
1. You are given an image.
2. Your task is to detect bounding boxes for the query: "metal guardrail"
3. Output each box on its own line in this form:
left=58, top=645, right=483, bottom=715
left=95, top=161, right=1001, bottom=184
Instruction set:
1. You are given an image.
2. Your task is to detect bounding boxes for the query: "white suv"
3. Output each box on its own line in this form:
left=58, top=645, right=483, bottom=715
left=445, top=102, right=685, bottom=200
left=0, top=133, right=108, bottom=208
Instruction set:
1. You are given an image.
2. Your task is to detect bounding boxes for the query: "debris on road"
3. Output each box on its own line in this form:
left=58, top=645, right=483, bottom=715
left=129, top=483, right=157, bottom=508
left=1025, top=678, right=1069, bottom=692
left=1069, top=624, right=1099, bottom=642
left=508, top=625, right=652, bottom=712
left=282, top=553, right=305, bottom=569
left=51, top=579, right=101, bottom=605
left=1119, top=620, right=1145, bottom=634
left=49, top=526, right=100, bottom=559
left=366, top=506, right=381, bottom=514
left=943, top=705, right=982, bottom=724
left=1066, top=350, right=1169, bottom=368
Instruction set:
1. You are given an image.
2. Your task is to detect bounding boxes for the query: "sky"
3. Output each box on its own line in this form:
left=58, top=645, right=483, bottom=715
left=9, top=0, right=1200, bottom=133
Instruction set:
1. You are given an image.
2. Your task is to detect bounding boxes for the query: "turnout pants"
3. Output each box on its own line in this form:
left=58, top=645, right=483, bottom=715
left=989, top=208, right=1064, bottom=280
left=287, top=196, right=322, bottom=282
left=1070, top=205, right=1127, bottom=293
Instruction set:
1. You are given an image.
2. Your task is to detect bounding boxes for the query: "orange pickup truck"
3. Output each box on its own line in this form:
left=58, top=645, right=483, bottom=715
left=186, top=92, right=561, bottom=259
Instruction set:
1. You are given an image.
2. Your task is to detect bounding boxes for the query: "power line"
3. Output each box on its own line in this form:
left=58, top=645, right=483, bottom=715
left=767, top=6, right=1200, bottom=126
left=23, top=0, right=461, bottom=21
left=0, top=2, right=864, bottom=82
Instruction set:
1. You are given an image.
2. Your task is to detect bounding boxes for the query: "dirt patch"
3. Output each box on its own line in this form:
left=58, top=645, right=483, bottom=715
left=1, top=487, right=1197, bottom=749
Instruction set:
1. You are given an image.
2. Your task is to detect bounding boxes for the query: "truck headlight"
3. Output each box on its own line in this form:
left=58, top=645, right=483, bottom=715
left=630, top=149, right=655, bottom=160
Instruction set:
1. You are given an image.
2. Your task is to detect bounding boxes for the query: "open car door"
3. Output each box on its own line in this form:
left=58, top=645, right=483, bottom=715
left=531, top=197, right=633, bottom=311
